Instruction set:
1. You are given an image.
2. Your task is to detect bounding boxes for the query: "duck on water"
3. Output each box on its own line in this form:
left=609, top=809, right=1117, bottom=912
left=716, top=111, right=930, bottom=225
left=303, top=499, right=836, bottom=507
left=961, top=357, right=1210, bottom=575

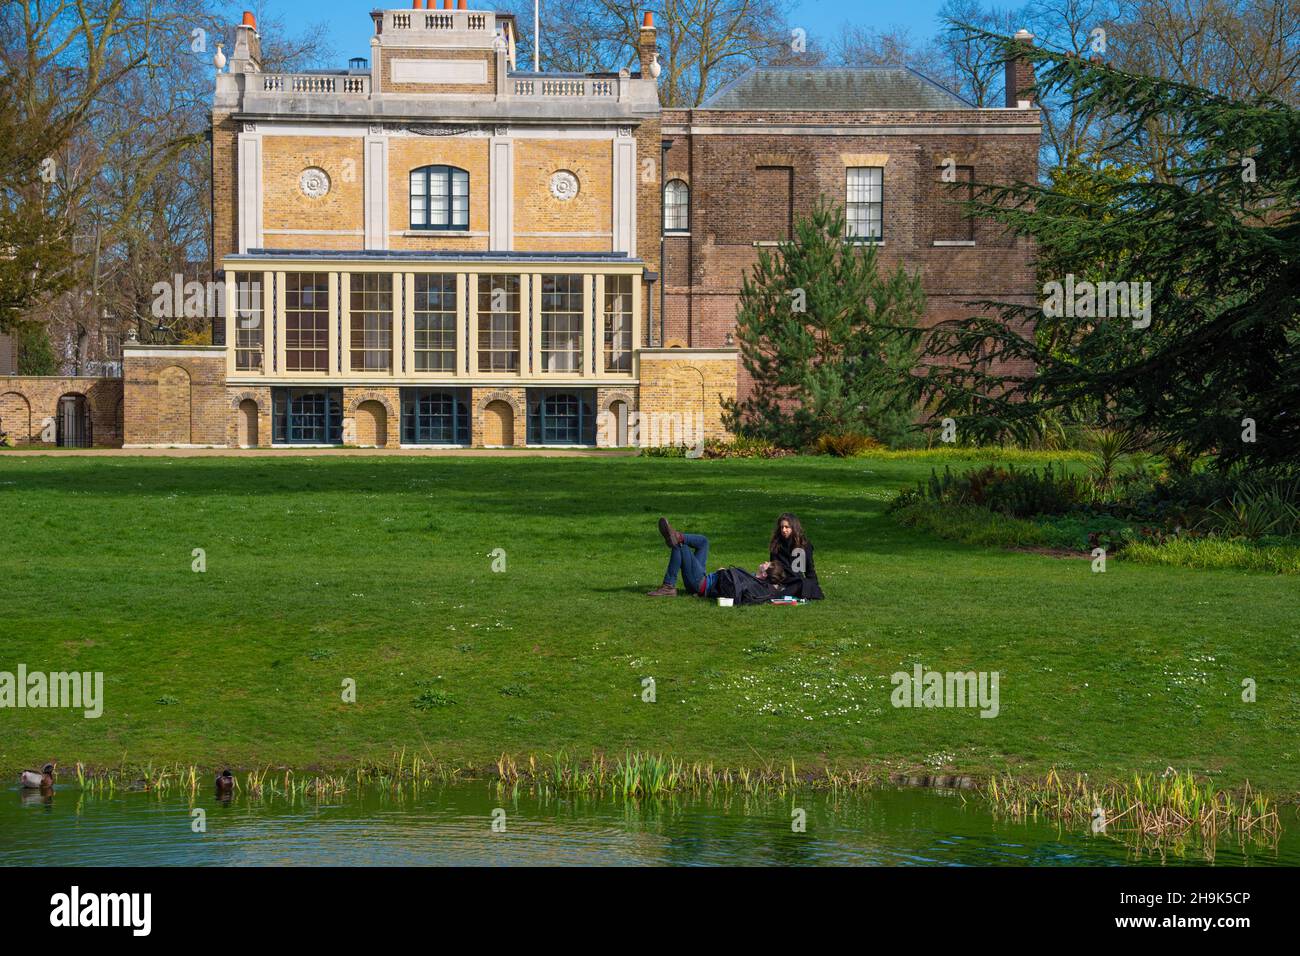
left=20, top=763, right=56, bottom=789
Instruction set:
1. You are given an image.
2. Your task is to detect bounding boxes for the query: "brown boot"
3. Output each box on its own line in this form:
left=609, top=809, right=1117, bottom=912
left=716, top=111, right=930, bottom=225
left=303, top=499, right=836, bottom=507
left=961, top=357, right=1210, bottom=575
left=658, top=517, right=685, bottom=548
left=646, top=584, right=678, bottom=597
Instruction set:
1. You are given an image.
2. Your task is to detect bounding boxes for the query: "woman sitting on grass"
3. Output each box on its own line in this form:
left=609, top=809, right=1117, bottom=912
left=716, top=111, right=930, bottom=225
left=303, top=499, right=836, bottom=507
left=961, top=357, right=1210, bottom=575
left=646, top=518, right=785, bottom=601
left=769, top=512, right=824, bottom=600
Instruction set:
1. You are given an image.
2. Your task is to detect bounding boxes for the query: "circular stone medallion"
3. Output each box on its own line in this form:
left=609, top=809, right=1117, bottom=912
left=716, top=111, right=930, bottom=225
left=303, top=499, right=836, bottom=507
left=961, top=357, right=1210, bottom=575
left=549, top=170, right=579, bottom=201
left=299, top=167, right=331, bottom=199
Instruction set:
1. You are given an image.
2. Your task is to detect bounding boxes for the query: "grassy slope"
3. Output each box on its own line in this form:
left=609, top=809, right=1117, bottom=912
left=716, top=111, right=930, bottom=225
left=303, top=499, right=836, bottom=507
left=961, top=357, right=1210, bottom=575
left=0, top=454, right=1296, bottom=791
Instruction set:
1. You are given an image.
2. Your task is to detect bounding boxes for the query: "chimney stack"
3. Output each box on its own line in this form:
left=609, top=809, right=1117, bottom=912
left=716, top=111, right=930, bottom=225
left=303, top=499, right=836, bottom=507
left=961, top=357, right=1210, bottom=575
left=638, top=11, right=657, bottom=77
left=230, top=11, right=262, bottom=73
left=1004, top=28, right=1035, bottom=108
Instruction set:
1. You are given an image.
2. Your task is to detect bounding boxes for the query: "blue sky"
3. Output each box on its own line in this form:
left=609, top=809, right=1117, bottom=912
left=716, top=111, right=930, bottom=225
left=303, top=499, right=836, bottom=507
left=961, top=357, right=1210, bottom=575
left=279, top=1, right=952, bottom=66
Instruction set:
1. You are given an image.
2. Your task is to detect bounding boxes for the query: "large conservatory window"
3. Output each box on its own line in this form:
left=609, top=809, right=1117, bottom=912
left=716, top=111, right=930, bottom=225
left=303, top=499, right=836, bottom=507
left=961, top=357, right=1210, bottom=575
left=232, top=272, right=263, bottom=372
left=413, top=274, right=457, bottom=372
left=349, top=273, right=393, bottom=372
left=401, top=388, right=470, bottom=445
left=284, top=273, right=330, bottom=372
left=477, top=274, right=520, bottom=373
left=527, top=390, right=595, bottom=445
left=540, top=274, right=583, bottom=373
left=273, top=388, right=343, bottom=444
left=603, top=274, right=633, bottom=372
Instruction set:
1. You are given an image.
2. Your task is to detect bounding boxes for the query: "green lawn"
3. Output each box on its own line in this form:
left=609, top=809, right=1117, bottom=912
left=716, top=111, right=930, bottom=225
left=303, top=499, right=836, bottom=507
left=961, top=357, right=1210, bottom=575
left=1, top=453, right=1296, bottom=792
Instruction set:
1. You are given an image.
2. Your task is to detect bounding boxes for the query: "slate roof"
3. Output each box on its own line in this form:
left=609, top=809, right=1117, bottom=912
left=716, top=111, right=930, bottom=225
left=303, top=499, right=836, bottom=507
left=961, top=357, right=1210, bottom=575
left=699, top=66, right=973, bottom=110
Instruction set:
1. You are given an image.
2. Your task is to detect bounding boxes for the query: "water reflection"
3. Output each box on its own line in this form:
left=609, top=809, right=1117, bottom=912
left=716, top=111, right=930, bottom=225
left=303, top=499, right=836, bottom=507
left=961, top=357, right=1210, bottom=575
left=2, top=783, right=1293, bottom=867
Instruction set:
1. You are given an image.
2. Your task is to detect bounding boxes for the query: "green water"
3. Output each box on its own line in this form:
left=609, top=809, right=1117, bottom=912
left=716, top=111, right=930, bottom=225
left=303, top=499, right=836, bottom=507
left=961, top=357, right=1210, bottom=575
left=2, top=783, right=1294, bottom=866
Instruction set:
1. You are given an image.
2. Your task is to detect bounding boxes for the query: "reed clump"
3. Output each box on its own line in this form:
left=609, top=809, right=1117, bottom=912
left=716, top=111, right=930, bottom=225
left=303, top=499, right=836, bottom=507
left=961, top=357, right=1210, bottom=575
left=986, top=767, right=1281, bottom=854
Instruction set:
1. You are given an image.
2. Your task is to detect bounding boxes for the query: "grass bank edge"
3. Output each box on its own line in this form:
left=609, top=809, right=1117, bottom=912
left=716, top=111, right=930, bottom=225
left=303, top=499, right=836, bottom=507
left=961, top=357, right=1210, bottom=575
left=29, top=752, right=1298, bottom=805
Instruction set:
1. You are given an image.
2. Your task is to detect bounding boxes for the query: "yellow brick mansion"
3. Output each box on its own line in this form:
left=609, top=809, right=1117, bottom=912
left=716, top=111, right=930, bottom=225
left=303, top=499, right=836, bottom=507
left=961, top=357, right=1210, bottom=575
left=198, top=4, right=727, bottom=449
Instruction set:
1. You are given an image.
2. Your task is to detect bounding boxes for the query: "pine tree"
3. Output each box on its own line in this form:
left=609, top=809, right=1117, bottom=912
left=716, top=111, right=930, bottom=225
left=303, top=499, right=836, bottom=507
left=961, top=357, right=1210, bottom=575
left=15, top=323, right=57, bottom=376
left=725, top=202, right=925, bottom=448
left=923, top=30, right=1300, bottom=469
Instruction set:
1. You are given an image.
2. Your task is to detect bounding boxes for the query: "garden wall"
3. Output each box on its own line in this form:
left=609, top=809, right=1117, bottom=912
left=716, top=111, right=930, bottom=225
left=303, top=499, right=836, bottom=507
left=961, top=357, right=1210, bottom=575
left=122, top=345, right=229, bottom=447
left=0, top=376, right=124, bottom=447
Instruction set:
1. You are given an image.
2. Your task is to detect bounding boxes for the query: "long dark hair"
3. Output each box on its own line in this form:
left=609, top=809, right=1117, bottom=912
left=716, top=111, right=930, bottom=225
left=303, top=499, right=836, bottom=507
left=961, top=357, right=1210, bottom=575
left=770, top=513, right=808, bottom=554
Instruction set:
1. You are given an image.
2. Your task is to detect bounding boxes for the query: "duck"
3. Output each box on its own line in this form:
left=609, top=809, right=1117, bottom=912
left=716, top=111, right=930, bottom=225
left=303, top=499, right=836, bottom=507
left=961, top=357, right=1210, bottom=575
left=215, top=769, right=235, bottom=794
left=20, top=763, right=55, bottom=789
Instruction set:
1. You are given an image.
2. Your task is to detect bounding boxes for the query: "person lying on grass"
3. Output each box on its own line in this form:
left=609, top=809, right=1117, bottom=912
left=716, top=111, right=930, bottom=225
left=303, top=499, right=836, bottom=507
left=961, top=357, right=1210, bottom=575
left=646, top=517, right=786, bottom=602
left=769, top=512, right=824, bottom=601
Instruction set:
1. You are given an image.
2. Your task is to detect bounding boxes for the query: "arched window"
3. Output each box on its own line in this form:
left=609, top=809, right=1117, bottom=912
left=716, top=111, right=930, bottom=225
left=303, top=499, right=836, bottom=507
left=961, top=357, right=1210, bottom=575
left=527, top=390, right=595, bottom=446
left=664, top=179, right=689, bottom=233
left=401, top=388, right=471, bottom=445
left=410, top=165, right=470, bottom=231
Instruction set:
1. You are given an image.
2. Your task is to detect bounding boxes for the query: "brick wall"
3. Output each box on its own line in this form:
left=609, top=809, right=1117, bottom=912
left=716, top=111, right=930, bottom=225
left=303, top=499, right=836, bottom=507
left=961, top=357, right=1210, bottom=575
left=659, top=107, right=1039, bottom=395
left=343, top=386, right=401, bottom=448
left=123, top=347, right=228, bottom=447
left=471, top=387, right=526, bottom=447
left=594, top=385, right=637, bottom=447
left=0, top=377, right=123, bottom=446
left=380, top=48, right=496, bottom=96
left=227, top=386, right=273, bottom=448
left=212, top=110, right=239, bottom=272
left=634, top=118, right=662, bottom=349
left=388, top=136, right=491, bottom=252
left=637, top=350, right=737, bottom=444
left=514, top=139, right=612, bottom=245
left=262, top=136, right=365, bottom=239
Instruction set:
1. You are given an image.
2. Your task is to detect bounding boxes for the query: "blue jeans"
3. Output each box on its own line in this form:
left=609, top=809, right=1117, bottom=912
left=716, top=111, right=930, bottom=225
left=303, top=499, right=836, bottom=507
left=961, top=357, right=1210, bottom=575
left=664, top=533, right=710, bottom=593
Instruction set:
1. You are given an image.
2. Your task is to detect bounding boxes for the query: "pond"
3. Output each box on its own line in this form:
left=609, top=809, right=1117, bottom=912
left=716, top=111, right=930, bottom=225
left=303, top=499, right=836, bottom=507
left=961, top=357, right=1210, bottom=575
left=3, top=783, right=1295, bottom=866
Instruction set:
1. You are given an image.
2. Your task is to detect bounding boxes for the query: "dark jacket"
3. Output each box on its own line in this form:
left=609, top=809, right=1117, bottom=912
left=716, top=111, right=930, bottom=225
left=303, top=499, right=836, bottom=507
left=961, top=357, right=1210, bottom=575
left=771, top=538, right=825, bottom=600
left=714, top=567, right=783, bottom=606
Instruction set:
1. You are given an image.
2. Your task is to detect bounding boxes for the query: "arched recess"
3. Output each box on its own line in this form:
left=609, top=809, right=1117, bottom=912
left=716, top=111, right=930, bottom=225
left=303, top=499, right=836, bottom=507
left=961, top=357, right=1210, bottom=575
left=229, top=391, right=264, bottom=448
left=474, top=389, right=523, bottom=447
left=346, top=392, right=398, bottom=422
left=157, top=365, right=192, bottom=444
left=600, top=389, right=636, bottom=448
left=0, top=391, right=32, bottom=443
left=670, top=365, right=707, bottom=448
left=482, top=400, right=514, bottom=446
left=474, top=389, right=523, bottom=419
left=237, top=399, right=259, bottom=448
left=355, top=400, right=388, bottom=447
